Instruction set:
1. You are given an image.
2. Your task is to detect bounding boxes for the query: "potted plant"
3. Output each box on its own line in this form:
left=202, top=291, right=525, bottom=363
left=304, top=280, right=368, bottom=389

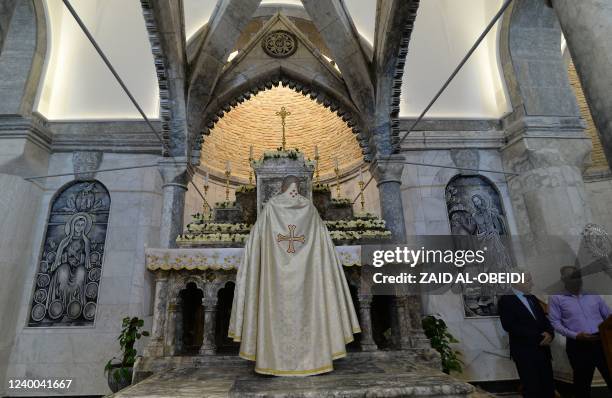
left=421, top=315, right=463, bottom=374
left=105, top=316, right=149, bottom=393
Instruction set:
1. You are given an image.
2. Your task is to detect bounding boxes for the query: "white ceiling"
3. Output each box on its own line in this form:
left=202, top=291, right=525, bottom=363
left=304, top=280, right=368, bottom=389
left=36, top=0, right=511, bottom=120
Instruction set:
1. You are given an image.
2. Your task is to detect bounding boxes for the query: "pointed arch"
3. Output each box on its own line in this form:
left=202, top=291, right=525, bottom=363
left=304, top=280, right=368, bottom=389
left=191, top=66, right=370, bottom=166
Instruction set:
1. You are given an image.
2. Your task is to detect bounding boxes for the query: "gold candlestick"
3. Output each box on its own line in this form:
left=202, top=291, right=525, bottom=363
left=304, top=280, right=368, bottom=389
left=248, top=146, right=254, bottom=185
left=334, top=166, right=341, bottom=198
left=202, top=183, right=211, bottom=219
left=225, top=170, right=231, bottom=202
left=358, top=180, right=365, bottom=211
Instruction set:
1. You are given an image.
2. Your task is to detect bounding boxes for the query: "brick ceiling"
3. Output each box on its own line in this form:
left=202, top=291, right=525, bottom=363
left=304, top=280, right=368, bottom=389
left=200, top=86, right=363, bottom=180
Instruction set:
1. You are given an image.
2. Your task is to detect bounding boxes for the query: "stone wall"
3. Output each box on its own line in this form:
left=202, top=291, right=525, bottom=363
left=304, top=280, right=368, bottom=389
left=399, top=121, right=520, bottom=382
left=3, top=153, right=162, bottom=397
left=0, top=174, right=44, bottom=394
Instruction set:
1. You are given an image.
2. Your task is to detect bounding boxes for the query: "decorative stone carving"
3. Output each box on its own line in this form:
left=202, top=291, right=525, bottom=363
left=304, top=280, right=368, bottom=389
left=450, top=149, right=479, bottom=172
left=252, top=154, right=314, bottom=213
left=72, top=151, right=103, bottom=180
left=445, top=176, right=513, bottom=317
left=28, top=181, right=110, bottom=326
left=262, top=30, right=297, bottom=58
left=582, top=223, right=612, bottom=258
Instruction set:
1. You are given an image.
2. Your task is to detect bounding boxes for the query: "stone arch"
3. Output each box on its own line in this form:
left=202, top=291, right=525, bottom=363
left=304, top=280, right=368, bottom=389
left=28, top=180, right=110, bottom=327
left=193, top=67, right=370, bottom=163
left=1, top=0, right=47, bottom=115
left=178, top=281, right=204, bottom=353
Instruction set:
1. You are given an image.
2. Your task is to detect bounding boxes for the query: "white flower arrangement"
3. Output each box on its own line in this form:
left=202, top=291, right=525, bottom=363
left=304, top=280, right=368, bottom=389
left=325, top=218, right=387, bottom=230
left=186, top=222, right=252, bottom=234
left=177, top=233, right=250, bottom=243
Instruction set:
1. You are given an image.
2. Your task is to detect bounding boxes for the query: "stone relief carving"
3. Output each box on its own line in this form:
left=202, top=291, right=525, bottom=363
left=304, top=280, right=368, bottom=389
left=72, top=151, right=103, bottom=180
left=450, top=149, right=479, bottom=171
left=261, top=30, right=298, bottom=58
left=29, top=181, right=110, bottom=327
left=446, top=176, right=513, bottom=317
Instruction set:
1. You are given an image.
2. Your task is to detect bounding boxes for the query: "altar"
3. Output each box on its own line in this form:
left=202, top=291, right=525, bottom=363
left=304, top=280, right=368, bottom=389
left=135, top=150, right=440, bottom=382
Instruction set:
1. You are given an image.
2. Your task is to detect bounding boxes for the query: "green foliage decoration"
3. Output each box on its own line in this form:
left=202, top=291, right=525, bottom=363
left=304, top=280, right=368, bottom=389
left=104, top=317, right=149, bottom=383
left=421, top=315, right=463, bottom=374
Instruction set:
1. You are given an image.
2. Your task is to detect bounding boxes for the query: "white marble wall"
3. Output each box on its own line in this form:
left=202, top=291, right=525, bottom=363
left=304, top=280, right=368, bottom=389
left=400, top=148, right=521, bottom=382
left=3, top=153, right=163, bottom=396
left=0, top=175, right=45, bottom=394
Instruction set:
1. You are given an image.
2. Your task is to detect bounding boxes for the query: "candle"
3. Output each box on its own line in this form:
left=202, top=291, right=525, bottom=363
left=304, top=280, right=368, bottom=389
left=205, top=171, right=209, bottom=185
left=226, top=161, right=231, bottom=173
left=334, top=158, right=339, bottom=170
left=314, top=145, right=319, bottom=158
left=249, top=145, right=254, bottom=160
left=359, top=167, right=363, bottom=182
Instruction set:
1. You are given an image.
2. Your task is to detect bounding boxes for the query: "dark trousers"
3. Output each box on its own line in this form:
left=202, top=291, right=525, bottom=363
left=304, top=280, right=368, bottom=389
left=566, top=338, right=612, bottom=398
left=512, top=347, right=555, bottom=398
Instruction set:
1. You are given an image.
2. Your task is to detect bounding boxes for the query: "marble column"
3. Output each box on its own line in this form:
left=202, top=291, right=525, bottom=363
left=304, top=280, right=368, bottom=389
left=164, top=297, right=182, bottom=356
left=370, top=156, right=407, bottom=243
left=199, top=296, right=219, bottom=355
left=357, top=294, right=377, bottom=351
left=158, top=157, right=191, bottom=249
left=550, top=0, right=612, bottom=167
left=144, top=274, right=168, bottom=357
left=392, top=295, right=413, bottom=350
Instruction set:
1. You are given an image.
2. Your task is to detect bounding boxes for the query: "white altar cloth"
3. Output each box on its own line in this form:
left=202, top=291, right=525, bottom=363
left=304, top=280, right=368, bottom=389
left=145, top=245, right=361, bottom=271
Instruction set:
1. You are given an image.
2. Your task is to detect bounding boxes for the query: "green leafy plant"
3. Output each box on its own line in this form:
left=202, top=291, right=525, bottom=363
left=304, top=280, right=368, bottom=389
left=105, top=317, right=149, bottom=383
left=422, top=315, right=463, bottom=374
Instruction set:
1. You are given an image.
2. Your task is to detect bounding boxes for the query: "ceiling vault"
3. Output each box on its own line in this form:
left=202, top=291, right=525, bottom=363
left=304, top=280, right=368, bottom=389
left=138, top=0, right=422, bottom=164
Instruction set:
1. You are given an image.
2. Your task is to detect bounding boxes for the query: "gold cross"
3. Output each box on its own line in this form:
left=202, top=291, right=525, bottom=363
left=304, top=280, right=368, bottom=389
left=277, top=224, right=305, bottom=254
left=275, top=106, right=291, bottom=151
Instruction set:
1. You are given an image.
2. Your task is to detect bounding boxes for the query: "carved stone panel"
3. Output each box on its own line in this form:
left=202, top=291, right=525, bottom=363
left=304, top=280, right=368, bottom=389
left=28, top=181, right=110, bottom=327
left=445, top=175, right=513, bottom=317
left=261, top=30, right=298, bottom=58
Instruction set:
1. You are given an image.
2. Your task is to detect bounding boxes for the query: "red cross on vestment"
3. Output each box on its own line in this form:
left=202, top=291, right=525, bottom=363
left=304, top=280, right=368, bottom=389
left=277, top=224, right=305, bottom=254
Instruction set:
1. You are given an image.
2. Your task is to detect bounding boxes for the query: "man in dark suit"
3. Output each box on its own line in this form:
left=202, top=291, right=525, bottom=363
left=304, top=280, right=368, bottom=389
left=498, top=268, right=555, bottom=398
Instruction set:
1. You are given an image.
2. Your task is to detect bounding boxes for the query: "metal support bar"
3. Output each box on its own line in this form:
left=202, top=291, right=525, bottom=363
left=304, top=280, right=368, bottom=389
left=31, top=0, right=211, bottom=209
left=353, top=0, right=514, bottom=204
left=62, top=0, right=166, bottom=151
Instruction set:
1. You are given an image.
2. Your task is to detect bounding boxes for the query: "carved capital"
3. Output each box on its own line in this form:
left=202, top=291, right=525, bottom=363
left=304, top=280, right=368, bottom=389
left=72, top=151, right=103, bottom=180
left=369, top=155, right=404, bottom=185
left=158, top=157, right=192, bottom=188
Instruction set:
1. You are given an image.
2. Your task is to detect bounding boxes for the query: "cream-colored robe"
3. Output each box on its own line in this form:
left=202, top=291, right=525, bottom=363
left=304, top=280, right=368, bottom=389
left=228, top=183, right=360, bottom=376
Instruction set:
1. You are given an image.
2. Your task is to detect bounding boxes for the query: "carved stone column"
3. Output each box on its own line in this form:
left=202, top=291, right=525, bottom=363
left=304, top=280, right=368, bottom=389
left=357, top=294, right=377, bottom=351
left=144, top=273, right=169, bottom=357
left=199, top=296, right=219, bottom=355
left=370, top=156, right=407, bottom=243
left=502, top=118, right=593, bottom=263
left=407, top=295, right=430, bottom=349
left=550, top=0, right=612, bottom=168
left=158, top=158, right=191, bottom=249
left=392, top=295, right=413, bottom=350
left=165, top=296, right=181, bottom=356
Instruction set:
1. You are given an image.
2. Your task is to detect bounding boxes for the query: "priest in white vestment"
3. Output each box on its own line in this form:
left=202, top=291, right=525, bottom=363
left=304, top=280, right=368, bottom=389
left=229, top=176, right=361, bottom=376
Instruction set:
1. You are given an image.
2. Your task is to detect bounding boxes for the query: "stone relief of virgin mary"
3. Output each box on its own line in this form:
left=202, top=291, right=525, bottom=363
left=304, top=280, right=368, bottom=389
left=29, top=180, right=109, bottom=327
left=46, top=213, right=93, bottom=321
